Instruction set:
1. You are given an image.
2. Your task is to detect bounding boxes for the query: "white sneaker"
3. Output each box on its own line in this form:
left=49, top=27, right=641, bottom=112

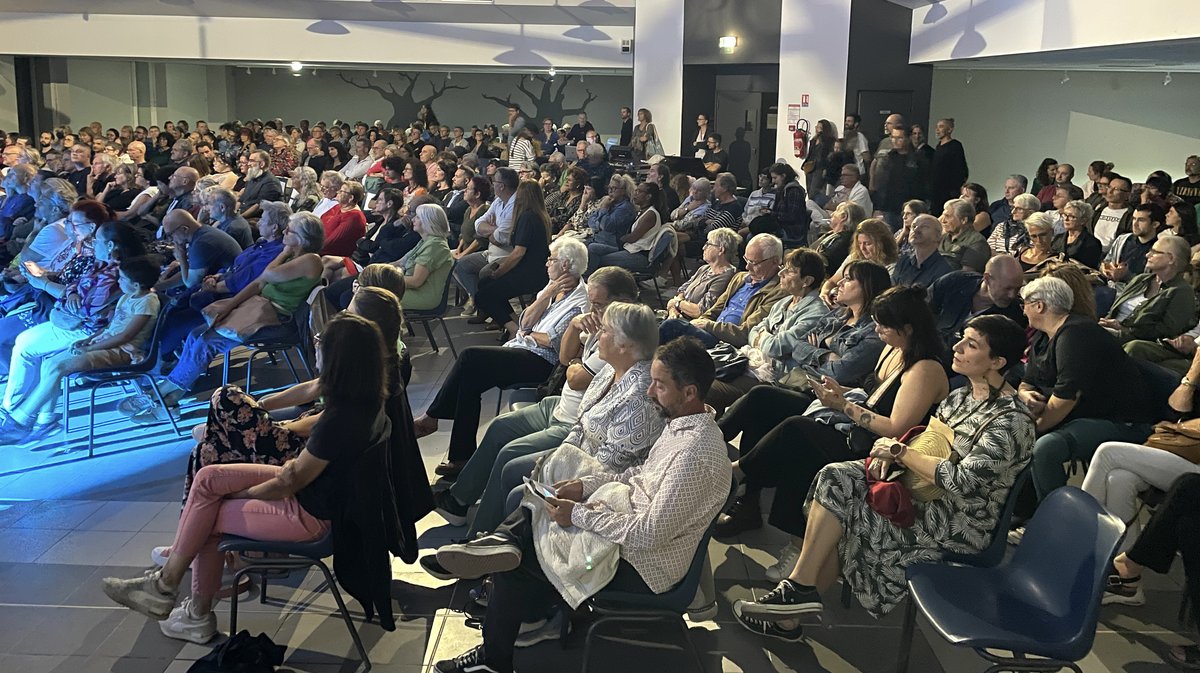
left=102, top=569, right=177, bottom=620
left=158, top=598, right=218, bottom=644
left=765, top=543, right=801, bottom=583
left=150, top=546, right=171, bottom=568
left=686, top=601, right=718, bottom=622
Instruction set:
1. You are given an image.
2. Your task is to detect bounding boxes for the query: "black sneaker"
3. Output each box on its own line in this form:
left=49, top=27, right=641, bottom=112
left=435, top=489, right=470, bottom=527
left=436, top=532, right=522, bottom=580
left=420, top=554, right=458, bottom=581
left=469, top=578, right=492, bottom=608
left=733, top=579, right=823, bottom=618
left=434, top=644, right=511, bottom=673
left=733, top=607, right=804, bottom=642
left=713, top=494, right=762, bottom=539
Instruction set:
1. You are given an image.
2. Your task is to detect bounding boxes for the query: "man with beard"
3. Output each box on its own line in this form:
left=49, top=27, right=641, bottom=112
left=236, top=150, right=283, bottom=219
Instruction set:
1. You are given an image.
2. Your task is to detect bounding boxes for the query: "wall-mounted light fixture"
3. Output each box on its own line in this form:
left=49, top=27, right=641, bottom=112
left=290, top=61, right=303, bottom=72
left=1060, top=71, right=1070, bottom=85
left=548, top=67, right=557, bottom=78
left=718, top=35, right=738, bottom=54
left=1164, top=72, right=1173, bottom=86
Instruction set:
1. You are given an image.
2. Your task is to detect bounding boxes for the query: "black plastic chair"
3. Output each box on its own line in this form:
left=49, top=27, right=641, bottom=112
left=219, top=532, right=371, bottom=672
left=895, top=486, right=1125, bottom=673
left=577, top=472, right=736, bottom=673
left=404, top=262, right=458, bottom=358
left=63, top=294, right=183, bottom=456
left=221, top=302, right=314, bottom=394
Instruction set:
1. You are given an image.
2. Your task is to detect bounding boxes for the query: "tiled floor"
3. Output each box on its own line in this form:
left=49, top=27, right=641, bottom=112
left=0, top=302, right=1190, bottom=672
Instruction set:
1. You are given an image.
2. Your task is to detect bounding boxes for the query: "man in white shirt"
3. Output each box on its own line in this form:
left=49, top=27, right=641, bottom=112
left=842, top=114, right=871, bottom=174
left=339, top=138, right=372, bottom=181
left=432, top=336, right=730, bottom=673
left=454, top=167, right=518, bottom=301
left=1093, top=174, right=1134, bottom=253
left=827, top=164, right=873, bottom=214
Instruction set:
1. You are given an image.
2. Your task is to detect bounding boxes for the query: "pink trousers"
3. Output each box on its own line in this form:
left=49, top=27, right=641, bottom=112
left=173, top=463, right=330, bottom=599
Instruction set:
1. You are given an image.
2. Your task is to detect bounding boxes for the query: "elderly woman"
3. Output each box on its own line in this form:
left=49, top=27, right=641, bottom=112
left=394, top=203, right=453, bottom=311
left=1016, top=211, right=1059, bottom=272
left=820, top=218, right=898, bottom=306
left=0, top=163, right=36, bottom=242
left=1100, top=234, right=1196, bottom=343
left=732, top=314, right=1034, bottom=633
left=705, top=248, right=832, bottom=413
left=813, top=201, right=866, bottom=275
left=414, top=236, right=590, bottom=477
left=1063, top=199, right=1101, bottom=269
left=139, top=213, right=326, bottom=418
left=4, top=177, right=77, bottom=280
left=319, top=181, right=367, bottom=258
left=987, top=192, right=1040, bottom=254
left=427, top=294, right=662, bottom=537
left=667, top=227, right=740, bottom=321
left=288, top=166, right=321, bottom=213
left=1018, top=276, right=1156, bottom=514
left=586, top=174, right=637, bottom=249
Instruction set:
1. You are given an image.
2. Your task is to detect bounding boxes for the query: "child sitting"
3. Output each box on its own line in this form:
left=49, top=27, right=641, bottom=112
left=0, top=255, right=162, bottom=443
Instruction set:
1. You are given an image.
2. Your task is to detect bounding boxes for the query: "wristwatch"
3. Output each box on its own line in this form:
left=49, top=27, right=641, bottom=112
left=888, top=443, right=906, bottom=459
left=1183, top=376, right=1195, bottom=388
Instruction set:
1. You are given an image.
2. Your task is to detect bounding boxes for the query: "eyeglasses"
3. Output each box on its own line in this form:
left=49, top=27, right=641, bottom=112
left=1147, top=249, right=1169, bottom=257
left=779, top=267, right=802, bottom=277
left=744, top=256, right=775, bottom=267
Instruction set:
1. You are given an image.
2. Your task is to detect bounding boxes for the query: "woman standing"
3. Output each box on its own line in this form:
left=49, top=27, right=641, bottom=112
left=803, top=119, right=836, bottom=197
left=630, top=108, right=660, bottom=161
left=693, top=114, right=712, bottom=159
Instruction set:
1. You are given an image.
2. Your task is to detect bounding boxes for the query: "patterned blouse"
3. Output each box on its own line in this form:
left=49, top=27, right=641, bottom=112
left=502, top=281, right=588, bottom=364
left=59, top=260, right=120, bottom=333
left=675, top=264, right=736, bottom=315
left=562, top=360, right=665, bottom=472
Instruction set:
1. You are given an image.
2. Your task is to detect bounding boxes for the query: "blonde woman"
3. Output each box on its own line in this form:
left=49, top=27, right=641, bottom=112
left=820, top=218, right=898, bottom=306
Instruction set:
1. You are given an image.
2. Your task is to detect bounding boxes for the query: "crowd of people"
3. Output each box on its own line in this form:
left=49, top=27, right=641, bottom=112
left=3, top=106, right=1200, bottom=671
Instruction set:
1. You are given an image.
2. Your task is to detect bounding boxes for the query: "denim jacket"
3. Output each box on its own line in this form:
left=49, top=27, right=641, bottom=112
left=790, top=308, right=884, bottom=387
left=588, top=198, right=637, bottom=248
left=747, top=293, right=833, bottom=380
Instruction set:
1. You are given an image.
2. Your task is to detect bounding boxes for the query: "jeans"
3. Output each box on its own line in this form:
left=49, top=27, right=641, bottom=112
left=175, top=464, right=328, bottom=599
left=424, top=346, right=555, bottom=462
left=1081, top=441, right=1200, bottom=551
left=585, top=242, right=650, bottom=277
left=452, top=250, right=490, bottom=299
left=450, top=397, right=570, bottom=507
left=469, top=449, right=548, bottom=537
left=658, top=318, right=719, bottom=348
left=1124, top=339, right=1193, bottom=376
left=167, top=325, right=240, bottom=392
left=1031, top=418, right=1153, bottom=501
left=3, top=320, right=88, bottom=410
left=159, top=288, right=228, bottom=361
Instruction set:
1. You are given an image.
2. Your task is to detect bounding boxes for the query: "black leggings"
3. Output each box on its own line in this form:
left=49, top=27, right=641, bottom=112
left=1128, top=473, right=1200, bottom=630
left=719, top=385, right=814, bottom=456
left=738, top=416, right=857, bottom=537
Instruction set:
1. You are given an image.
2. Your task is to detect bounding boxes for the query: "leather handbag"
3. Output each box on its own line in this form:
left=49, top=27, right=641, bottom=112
left=206, top=295, right=282, bottom=341
left=1144, top=419, right=1200, bottom=464
left=708, top=342, right=749, bottom=382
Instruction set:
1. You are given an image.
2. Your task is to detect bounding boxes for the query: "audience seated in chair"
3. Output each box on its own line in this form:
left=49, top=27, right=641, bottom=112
left=659, top=233, right=786, bottom=349
left=430, top=336, right=729, bottom=673
left=665, top=226, right=740, bottom=324
left=1100, top=234, right=1196, bottom=343
left=454, top=167, right=517, bottom=307
left=928, top=254, right=1026, bottom=347
left=730, top=314, right=1034, bottom=638
left=585, top=181, right=668, bottom=276
left=471, top=180, right=554, bottom=334
left=820, top=218, right=898, bottom=303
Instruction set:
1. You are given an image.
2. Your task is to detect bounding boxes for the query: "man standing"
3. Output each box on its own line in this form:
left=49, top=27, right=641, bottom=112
left=910, top=123, right=934, bottom=163
left=936, top=198, right=989, bottom=272
left=432, top=336, right=730, bottom=673
left=1092, top=173, right=1134, bottom=253
left=891, top=214, right=951, bottom=287
left=619, top=106, right=633, bottom=146
left=929, top=118, right=968, bottom=216
left=869, top=113, right=905, bottom=192
left=843, top=114, right=871, bottom=173
left=236, top=150, right=283, bottom=220
left=988, top=174, right=1027, bottom=224
left=505, top=104, right=527, bottom=139
left=157, top=210, right=242, bottom=291
left=1172, top=156, right=1200, bottom=206
left=874, top=125, right=929, bottom=229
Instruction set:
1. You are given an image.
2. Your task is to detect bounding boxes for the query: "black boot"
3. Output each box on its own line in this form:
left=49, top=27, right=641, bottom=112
left=714, top=488, right=763, bottom=539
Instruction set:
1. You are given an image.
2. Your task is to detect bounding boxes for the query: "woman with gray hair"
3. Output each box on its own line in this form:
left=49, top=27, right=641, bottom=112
left=288, top=166, right=321, bottom=213
left=413, top=233, right=591, bottom=477
left=667, top=226, right=740, bottom=320
left=1100, top=234, right=1196, bottom=343
left=1016, top=211, right=1059, bottom=272
left=1063, top=199, right=1101, bottom=269
left=988, top=192, right=1040, bottom=254
left=2, top=178, right=84, bottom=304
left=394, top=202, right=453, bottom=311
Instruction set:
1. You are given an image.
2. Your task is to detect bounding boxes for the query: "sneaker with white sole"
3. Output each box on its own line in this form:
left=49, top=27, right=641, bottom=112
left=765, top=543, right=801, bottom=583
left=435, top=533, right=522, bottom=580
left=686, top=601, right=718, bottom=622
left=102, top=569, right=178, bottom=620
left=151, top=546, right=171, bottom=568
left=158, top=598, right=218, bottom=644
left=434, top=644, right=511, bottom=673
left=733, top=579, right=823, bottom=619
left=733, top=607, right=804, bottom=642
left=515, top=609, right=569, bottom=648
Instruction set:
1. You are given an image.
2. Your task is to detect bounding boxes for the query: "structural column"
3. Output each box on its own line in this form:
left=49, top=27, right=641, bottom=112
left=633, top=0, right=684, bottom=156
left=775, top=0, right=852, bottom=172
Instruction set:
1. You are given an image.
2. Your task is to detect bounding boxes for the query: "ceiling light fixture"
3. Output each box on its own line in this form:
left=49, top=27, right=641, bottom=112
left=372, top=70, right=378, bottom=78
left=965, top=70, right=973, bottom=85
left=244, top=67, right=251, bottom=75
left=290, top=61, right=303, bottom=72
left=718, top=35, right=737, bottom=54
left=271, top=67, right=276, bottom=75
left=446, top=72, right=452, bottom=80
left=548, top=67, right=557, bottom=78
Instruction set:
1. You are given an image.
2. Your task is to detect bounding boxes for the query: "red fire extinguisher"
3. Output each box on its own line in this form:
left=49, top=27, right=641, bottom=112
left=793, top=119, right=809, bottom=159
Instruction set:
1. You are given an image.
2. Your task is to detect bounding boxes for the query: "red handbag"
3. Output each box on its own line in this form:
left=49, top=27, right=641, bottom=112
left=863, top=426, right=924, bottom=528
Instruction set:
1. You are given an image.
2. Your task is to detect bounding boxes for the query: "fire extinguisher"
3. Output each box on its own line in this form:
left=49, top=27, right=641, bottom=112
left=793, top=119, right=810, bottom=159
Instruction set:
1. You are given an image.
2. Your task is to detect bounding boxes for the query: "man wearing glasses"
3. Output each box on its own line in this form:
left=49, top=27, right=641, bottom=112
left=1092, top=173, right=1135, bottom=254
left=659, top=233, right=786, bottom=348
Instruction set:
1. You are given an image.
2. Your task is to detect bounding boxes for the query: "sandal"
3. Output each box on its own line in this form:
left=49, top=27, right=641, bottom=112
left=1168, top=645, right=1200, bottom=670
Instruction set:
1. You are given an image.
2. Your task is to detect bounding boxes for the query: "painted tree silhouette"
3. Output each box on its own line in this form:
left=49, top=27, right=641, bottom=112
left=338, top=73, right=467, bottom=129
left=481, top=75, right=597, bottom=124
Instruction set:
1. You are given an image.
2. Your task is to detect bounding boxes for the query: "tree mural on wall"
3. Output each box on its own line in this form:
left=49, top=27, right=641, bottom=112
left=481, top=75, right=597, bottom=124
left=337, top=73, right=467, bottom=129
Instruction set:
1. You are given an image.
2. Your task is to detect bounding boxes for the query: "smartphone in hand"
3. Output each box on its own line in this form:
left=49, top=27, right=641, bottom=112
left=523, top=476, right=556, bottom=501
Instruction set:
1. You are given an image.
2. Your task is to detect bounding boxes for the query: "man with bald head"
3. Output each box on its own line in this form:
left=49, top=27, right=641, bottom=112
left=138, top=166, right=200, bottom=233
left=929, top=254, right=1027, bottom=348
left=124, top=140, right=146, bottom=167
left=891, top=214, right=951, bottom=287
left=157, top=210, right=242, bottom=291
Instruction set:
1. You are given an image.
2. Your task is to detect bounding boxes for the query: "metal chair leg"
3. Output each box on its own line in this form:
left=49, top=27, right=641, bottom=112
left=61, top=376, right=71, bottom=441
left=313, top=560, right=372, bottom=671
left=222, top=348, right=231, bottom=386
left=421, top=320, right=440, bottom=353
left=144, top=376, right=182, bottom=437
left=438, top=318, right=458, bottom=358
left=895, top=597, right=916, bottom=673
left=245, top=350, right=257, bottom=392
left=281, top=349, right=300, bottom=383
left=88, top=385, right=99, bottom=458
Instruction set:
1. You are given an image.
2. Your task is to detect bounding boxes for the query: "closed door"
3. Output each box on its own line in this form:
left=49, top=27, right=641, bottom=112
left=855, top=90, right=913, bottom=150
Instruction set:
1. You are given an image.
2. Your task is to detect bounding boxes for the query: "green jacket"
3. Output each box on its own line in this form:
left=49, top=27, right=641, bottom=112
left=1107, top=273, right=1197, bottom=342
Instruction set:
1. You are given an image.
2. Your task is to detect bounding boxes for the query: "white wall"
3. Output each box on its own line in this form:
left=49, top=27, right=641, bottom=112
left=0, top=56, right=18, bottom=131
left=230, top=69, right=632, bottom=138
left=911, top=0, right=1200, bottom=63
left=929, top=68, right=1200, bottom=195
left=0, top=13, right=632, bottom=71
left=775, top=0, right=851, bottom=171
left=633, top=0, right=684, bottom=155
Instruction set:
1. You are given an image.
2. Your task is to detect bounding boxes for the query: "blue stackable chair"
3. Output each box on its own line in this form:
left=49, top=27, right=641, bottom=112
left=221, top=302, right=315, bottom=394
left=895, top=486, right=1125, bottom=673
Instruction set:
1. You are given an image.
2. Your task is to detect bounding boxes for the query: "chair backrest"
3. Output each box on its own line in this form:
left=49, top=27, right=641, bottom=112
left=942, top=463, right=1031, bottom=568
left=1131, top=357, right=1178, bottom=422
left=142, top=293, right=178, bottom=371
left=423, top=260, right=456, bottom=317
left=646, top=226, right=677, bottom=274
left=1008, top=486, right=1125, bottom=659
